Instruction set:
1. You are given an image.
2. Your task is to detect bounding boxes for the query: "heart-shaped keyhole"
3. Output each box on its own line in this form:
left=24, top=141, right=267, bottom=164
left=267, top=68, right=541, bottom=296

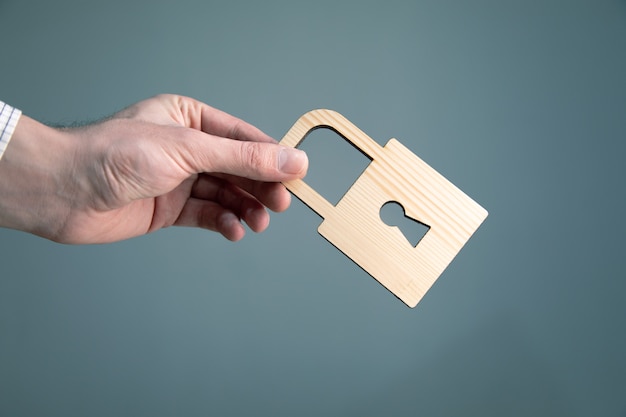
left=379, top=201, right=430, bottom=247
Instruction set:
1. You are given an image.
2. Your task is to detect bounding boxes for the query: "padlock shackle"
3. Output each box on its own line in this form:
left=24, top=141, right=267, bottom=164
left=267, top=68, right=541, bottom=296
left=279, top=109, right=383, bottom=218
left=280, top=109, right=384, bottom=160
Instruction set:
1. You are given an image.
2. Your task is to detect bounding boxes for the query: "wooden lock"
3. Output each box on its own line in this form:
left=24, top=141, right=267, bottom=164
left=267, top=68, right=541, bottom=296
left=280, top=110, right=488, bottom=308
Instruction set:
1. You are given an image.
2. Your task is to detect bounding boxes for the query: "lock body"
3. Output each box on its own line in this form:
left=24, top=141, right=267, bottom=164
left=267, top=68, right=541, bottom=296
left=320, top=140, right=444, bottom=305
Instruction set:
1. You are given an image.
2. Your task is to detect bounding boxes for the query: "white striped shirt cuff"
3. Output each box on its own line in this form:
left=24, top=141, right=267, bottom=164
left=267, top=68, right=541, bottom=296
left=0, top=100, right=23, bottom=161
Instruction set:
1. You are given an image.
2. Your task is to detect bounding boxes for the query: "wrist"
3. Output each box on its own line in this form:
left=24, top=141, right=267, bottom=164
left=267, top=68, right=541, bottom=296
left=0, top=115, right=78, bottom=241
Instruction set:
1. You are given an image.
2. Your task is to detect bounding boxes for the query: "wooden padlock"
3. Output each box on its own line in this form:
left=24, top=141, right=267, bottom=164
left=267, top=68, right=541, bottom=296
left=280, top=110, right=488, bottom=308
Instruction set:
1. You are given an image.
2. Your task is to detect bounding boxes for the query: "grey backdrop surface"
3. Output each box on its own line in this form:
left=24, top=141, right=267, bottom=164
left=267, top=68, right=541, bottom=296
left=1, top=1, right=625, bottom=416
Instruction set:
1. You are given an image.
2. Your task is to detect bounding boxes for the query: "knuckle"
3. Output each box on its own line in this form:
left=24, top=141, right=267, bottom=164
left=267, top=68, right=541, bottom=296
left=239, top=142, right=274, bottom=173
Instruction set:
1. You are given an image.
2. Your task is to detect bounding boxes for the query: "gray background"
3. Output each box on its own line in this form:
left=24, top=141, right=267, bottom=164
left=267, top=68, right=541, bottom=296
left=1, top=0, right=625, bottom=415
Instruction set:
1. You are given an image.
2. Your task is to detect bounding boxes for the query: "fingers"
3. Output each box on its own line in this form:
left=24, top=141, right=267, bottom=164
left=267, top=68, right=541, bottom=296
left=175, top=178, right=274, bottom=240
left=198, top=103, right=276, bottom=143
left=174, top=130, right=308, bottom=182
left=193, top=176, right=267, bottom=227
left=121, top=94, right=277, bottom=144
left=119, top=95, right=309, bottom=182
left=196, top=175, right=293, bottom=213
left=151, top=94, right=277, bottom=143
left=175, top=199, right=249, bottom=241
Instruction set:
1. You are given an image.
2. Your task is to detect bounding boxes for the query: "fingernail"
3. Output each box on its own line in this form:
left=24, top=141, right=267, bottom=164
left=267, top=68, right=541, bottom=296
left=279, top=148, right=307, bottom=174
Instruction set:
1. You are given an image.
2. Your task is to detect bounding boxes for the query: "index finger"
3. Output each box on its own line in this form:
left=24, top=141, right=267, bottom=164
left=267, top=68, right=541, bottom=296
left=180, top=96, right=276, bottom=143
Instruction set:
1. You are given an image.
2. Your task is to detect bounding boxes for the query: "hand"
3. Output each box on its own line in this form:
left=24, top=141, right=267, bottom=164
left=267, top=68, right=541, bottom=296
left=0, top=94, right=308, bottom=243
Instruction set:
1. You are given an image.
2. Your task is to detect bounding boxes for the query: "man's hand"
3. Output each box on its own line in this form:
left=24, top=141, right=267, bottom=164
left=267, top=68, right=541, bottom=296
left=0, top=94, right=308, bottom=243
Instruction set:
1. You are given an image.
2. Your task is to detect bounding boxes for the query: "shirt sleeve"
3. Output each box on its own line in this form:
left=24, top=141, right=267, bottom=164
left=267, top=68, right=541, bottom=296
left=0, top=100, right=23, bottom=161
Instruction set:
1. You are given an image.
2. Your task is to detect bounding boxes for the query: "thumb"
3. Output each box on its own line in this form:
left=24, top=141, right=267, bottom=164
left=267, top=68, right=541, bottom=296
left=178, top=132, right=308, bottom=181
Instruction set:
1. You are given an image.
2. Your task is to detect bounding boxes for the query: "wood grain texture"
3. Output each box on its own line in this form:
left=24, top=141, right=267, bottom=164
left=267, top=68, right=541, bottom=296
left=280, top=110, right=488, bottom=308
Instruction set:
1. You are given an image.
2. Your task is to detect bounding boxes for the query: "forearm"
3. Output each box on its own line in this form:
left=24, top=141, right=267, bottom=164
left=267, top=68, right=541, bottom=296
left=0, top=115, right=77, bottom=240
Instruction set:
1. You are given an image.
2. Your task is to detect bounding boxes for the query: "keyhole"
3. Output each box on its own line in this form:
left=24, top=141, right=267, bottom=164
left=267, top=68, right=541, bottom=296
left=379, top=201, right=430, bottom=247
